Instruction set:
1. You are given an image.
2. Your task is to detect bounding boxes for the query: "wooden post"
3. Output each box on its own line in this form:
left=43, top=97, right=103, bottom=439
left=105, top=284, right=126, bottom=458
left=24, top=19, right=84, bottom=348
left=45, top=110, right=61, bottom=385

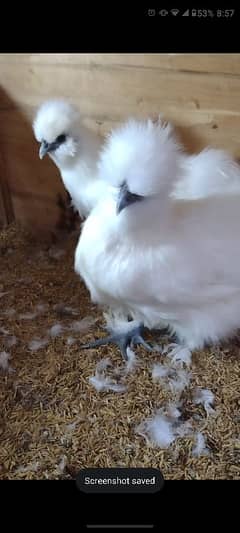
left=0, top=149, right=15, bottom=227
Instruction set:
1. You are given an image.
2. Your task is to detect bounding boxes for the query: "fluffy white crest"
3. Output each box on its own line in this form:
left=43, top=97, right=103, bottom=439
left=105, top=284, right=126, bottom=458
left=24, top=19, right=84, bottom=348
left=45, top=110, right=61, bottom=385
left=33, top=99, right=80, bottom=143
left=98, top=117, right=183, bottom=197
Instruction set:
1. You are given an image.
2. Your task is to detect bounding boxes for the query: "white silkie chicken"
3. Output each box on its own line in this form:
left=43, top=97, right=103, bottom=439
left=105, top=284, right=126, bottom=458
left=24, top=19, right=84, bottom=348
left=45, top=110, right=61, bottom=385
left=75, top=117, right=240, bottom=358
left=33, top=99, right=105, bottom=218
left=33, top=101, right=240, bottom=219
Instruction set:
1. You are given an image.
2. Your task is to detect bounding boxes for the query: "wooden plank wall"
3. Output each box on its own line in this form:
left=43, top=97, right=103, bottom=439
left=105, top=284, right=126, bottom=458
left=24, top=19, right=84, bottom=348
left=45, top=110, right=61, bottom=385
left=0, top=54, right=240, bottom=236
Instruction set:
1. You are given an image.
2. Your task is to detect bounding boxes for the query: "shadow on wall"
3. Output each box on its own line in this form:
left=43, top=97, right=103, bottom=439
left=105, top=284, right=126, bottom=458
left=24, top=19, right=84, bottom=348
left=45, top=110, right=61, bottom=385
left=150, top=111, right=207, bottom=154
left=174, top=124, right=205, bottom=154
left=0, top=87, right=79, bottom=241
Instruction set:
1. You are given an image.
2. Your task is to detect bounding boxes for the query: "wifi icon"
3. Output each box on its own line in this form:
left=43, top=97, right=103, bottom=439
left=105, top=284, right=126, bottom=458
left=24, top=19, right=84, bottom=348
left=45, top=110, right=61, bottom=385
left=171, top=9, right=179, bottom=16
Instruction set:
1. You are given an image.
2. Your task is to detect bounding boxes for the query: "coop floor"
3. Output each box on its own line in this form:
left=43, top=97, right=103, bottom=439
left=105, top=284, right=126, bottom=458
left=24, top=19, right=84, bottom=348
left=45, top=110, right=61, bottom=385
left=0, top=224, right=239, bottom=480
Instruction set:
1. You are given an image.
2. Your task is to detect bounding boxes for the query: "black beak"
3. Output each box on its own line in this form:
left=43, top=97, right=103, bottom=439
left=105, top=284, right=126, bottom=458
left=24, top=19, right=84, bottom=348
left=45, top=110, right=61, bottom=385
left=39, top=140, right=60, bottom=159
left=116, top=183, right=144, bottom=215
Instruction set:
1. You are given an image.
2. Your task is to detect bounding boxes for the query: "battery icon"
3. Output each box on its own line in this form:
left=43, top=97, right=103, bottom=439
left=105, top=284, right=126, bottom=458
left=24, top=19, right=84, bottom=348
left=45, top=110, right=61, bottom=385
left=192, top=9, right=197, bottom=16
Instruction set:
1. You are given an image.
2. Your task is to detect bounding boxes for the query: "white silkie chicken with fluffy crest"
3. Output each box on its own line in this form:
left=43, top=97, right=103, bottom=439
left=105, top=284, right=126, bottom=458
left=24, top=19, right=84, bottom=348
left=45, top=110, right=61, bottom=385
left=33, top=100, right=240, bottom=221
left=75, top=117, right=240, bottom=359
left=33, top=99, right=106, bottom=218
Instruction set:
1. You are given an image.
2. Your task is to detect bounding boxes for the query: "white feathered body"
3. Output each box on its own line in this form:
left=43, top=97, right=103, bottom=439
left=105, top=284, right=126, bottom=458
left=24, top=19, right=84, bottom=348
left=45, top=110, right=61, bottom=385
left=75, top=192, right=240, bottom=350
left=50, top=128, right=103, bottom=218
left=173, top=148, right=240, bottom=200
left=75, top=116, right=240, bottom=351
left=33, top=100, right=105, bottom=218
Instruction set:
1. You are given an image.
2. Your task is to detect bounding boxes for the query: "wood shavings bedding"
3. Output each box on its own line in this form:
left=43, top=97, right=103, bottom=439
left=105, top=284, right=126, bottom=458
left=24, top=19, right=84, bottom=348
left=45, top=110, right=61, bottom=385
left=0, top=223, right=239, bottom=480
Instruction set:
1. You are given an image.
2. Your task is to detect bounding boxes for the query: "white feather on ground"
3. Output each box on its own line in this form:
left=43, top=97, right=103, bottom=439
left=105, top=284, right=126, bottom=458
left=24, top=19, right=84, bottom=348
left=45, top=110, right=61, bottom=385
left=163, top=344, right=192, bottom=366
left=3, top=308, right=16, bottom=317
left=95, top=357, right=112, bottom=372
left=89, top=375, right=127, bottom=393
left=193, top=388, right=215, bottom=415
left=164, top=402, right=192, bottom=438
left=89, top=357, right=127, bottom=393
left=28, top=338, right=49, bottom=351
left=19, top=304, right=49, bottom=320
left=0, top=291, right=9, bottom=298
left=0, top=351, right=11, bottom=371
left=169, top=369, right=191, bottom=394
left=49, top=323, right=64, bottom=338
left=175, top=421, right=193, bottom=438
left=66, top=336, right=76, bottom=346
left=57, top=455, right=67, bottom=473
left=136, top=404, right=192, bottom=448
left=70, top=317, right=97, bottom=333
left=152, top=363, right=170, bottom=380
left=17, top=275, right=33, bottom=284
left=152, top=363, right=191, bottom=394
left=15, top=462, right=40, bottom=474
left=53, top=303, right=79, bottom=317
left=136, top=414, right=176, bottom=448
left=65, top=417, right=85, bottom=432
left=19, top=312, right=37, bottom=320
left=0, top=327, right=10, bottom=335
left=124, top=347, right=138, bottom=373
left=48, top=247, right=66, bottom=260
left=192, top=432, right=210, bottom=457
left=3, top=335, right=17, bottom=348
left=165, top=402, right=182, bottom=420
left=35, top=303, right=49, bottom=314
left=152, top=344, right=164, bottom=353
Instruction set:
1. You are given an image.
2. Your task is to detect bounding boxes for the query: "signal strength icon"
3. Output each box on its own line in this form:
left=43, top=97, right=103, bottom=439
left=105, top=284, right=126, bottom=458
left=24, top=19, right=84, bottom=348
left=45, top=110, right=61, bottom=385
left=182, top=9, right=190, bottom=16
left=171, top=9, right=179, bottom=16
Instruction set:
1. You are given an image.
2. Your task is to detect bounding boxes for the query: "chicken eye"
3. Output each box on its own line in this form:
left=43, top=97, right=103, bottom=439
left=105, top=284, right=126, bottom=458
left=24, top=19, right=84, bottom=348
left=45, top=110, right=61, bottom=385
left=56, top=134, right=66, bottom=144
